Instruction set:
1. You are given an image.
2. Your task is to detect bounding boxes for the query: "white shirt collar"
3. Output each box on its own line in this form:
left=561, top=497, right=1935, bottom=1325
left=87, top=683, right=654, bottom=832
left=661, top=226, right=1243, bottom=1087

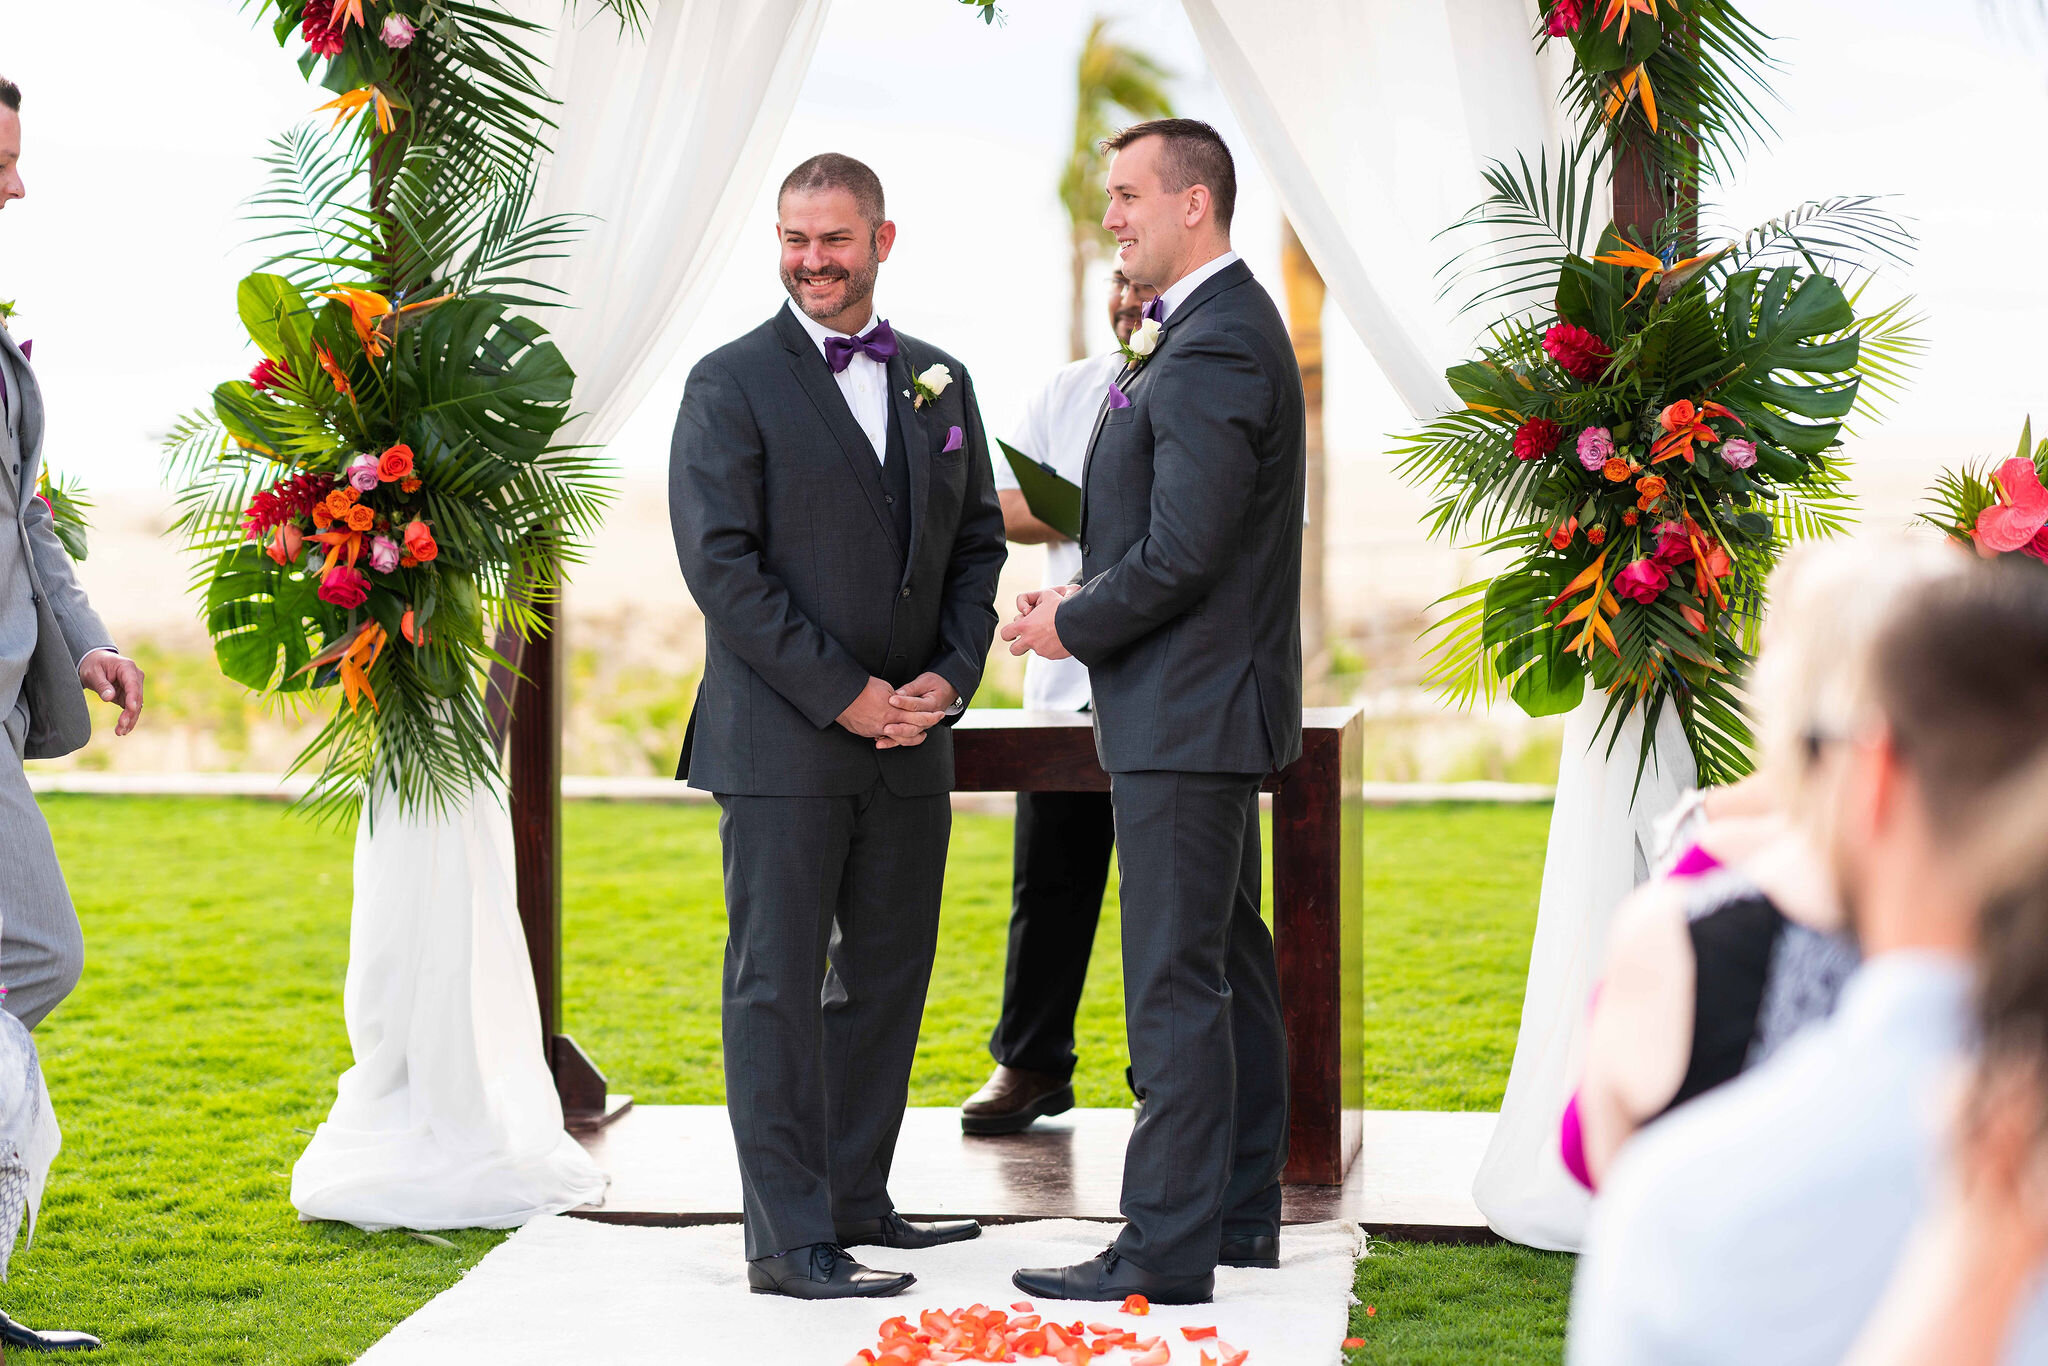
left=1157, top=250, right=1241, bottom=323
left=788, top=299, right=882, bottom=358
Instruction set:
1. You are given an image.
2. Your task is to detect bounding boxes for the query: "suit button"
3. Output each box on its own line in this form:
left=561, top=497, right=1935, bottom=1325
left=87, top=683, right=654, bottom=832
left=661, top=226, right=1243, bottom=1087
left=884, top=494, right=896, bottom=504
left=1080, top=543, right=1090, bottom=555
left=900, top=587, right=911, bottom=599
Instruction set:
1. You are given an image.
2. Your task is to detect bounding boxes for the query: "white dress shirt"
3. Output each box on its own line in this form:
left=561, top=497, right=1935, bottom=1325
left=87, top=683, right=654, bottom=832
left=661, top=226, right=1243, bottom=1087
left=1569, top=952, right=2047, bottom=1366
left=1155, top=250, right=1241, bottom=323
left=790, top=301, right=891, bottom=461
left=994, top=352, right=1123, bottom=713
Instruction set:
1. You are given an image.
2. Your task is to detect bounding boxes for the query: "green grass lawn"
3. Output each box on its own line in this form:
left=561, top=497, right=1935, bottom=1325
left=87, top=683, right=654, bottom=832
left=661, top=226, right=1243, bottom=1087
left=13, top=796, right=1570, bottom=1363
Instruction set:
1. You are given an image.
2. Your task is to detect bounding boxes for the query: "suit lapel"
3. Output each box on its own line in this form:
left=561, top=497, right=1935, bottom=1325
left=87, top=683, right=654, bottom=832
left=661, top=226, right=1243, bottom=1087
left=0, top=329, right=32, bottom=499
left=774, top=307, right=902, bottom=558
left=886, top=349, right=929, bottom=579
left=1077, top=359, right=1135, bottom=544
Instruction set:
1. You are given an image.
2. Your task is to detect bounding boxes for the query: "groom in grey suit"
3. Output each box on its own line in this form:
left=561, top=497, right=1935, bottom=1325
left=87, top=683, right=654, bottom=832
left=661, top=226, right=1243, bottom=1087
left=670, top=154, right=1006, bottom=1300
left=0, top=80, right=145, bottom=1038
left=1006, top=119, right=1305, bottom=1305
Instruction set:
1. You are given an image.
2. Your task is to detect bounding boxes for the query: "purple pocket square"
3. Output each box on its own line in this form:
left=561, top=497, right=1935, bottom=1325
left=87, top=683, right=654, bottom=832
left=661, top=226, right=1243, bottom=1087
left=19, top=339, right=28, bottom=362
left=943, top=425, right=963, bottom=453
left=1107, top=380, right=1131, bottom=410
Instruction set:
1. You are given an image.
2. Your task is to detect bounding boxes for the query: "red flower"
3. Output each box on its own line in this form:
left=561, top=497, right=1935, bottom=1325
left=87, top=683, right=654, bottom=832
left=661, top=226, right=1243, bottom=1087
left=1546, top=0, right=1584, bottom=35
left=1543, top=321, right=1610, bottom=381
left=2026, top=526, right=2048, bottom=565
left=249, top=357, right=292, bottom=392
left=1550, top=517, right=1578, bottom=551
left=1651, top=519, right=1694, bottom=566
left=241, top=471, right=336, bottom=538
left=1623, top=509, right=1640, bottom=526
left=301, top=0, right=345, bottom=57
left=1586, top=525, right=1607, bottom=546
left=1514, top=417, right=1564, bottom=462
left=317, top=565, right=371, bottom=610
left=1613, top=558, right=1670, bottom=605
left=377, top=443, right=415, bottom=483
left=402, top=519, right=439, bottom=564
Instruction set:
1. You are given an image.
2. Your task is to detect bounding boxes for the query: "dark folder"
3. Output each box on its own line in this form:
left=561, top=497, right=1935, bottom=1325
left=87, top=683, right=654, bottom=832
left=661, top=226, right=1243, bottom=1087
left=998, top=438, right=1082, bottom=541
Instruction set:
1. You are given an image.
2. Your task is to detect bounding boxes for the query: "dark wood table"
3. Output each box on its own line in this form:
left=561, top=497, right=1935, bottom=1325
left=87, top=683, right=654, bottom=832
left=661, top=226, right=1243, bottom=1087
left=953, top=708, right=1365, bottom=1184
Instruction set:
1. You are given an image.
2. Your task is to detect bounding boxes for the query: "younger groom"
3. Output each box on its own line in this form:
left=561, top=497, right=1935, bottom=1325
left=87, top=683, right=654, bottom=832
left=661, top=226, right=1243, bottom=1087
left=670, top=154, right=1006, bottom=1300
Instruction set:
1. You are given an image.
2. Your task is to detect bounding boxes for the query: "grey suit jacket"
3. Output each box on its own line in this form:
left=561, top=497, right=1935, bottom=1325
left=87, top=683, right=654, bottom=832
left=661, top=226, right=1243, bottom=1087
left=1058, top=259, right=1305, bottom=775
left=1, top=328, right=112, bottom=760
left=669, top=305, right=1006, bottom=797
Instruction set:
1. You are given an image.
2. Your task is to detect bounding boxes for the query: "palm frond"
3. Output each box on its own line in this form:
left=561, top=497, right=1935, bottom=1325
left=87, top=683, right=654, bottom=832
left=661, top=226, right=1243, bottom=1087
left=1437, top=142, right=1610, bottom=319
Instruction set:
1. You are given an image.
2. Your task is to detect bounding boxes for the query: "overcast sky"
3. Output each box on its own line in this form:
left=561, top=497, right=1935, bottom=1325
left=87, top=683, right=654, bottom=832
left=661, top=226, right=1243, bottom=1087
left=1, top=0, right=2043, bottom=507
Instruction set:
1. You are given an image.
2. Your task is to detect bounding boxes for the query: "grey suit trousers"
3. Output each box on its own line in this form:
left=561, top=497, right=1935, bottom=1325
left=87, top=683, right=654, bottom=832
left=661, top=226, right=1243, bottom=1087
left=716, top=780, right=951, bottom=1260
left=0, top=711, right=83, bottom=1031
left=1110, top=770, right=1289, bottom=1277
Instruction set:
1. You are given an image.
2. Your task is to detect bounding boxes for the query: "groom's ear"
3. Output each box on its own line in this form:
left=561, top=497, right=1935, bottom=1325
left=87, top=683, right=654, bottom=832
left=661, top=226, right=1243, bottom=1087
left=873, top=219, right=898, bottom=263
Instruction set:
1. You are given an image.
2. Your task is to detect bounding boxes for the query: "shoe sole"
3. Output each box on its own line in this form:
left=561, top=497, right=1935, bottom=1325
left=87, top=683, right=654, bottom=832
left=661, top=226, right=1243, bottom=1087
left=961, top=1086, right=1076, bottom=1135
left=748, top=1275, right=917, bottom=1299
left=1220, top=1257, right=1280, bottom=1269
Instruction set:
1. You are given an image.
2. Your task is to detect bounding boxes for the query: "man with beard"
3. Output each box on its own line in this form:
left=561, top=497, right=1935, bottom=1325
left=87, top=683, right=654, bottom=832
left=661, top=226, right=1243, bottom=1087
left=1003, top=119, right=1305, bottom=1304
left=670, top=153, right=1006, bottom=1300
left=959, top=269, right=1156, bottom=1136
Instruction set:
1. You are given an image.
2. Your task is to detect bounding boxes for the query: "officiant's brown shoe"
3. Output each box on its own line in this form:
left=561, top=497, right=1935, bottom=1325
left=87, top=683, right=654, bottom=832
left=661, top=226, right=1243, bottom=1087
left=835, top=1211, right=982, bottom=1249
left=746, top=1243, right=914, bottom=1300
left=961, top=1064, right=1074, bottom=1135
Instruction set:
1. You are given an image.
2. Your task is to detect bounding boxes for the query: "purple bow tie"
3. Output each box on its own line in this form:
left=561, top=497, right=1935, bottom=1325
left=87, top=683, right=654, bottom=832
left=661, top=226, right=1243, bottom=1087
left=1142, top=297, right=1166, bottom=324
left=823, top=319, right=898, bottom=373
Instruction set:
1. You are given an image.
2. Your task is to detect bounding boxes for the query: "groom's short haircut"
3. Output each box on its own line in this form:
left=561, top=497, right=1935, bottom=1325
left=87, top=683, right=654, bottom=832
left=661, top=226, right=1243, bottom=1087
left=0, top=76, right=19, bottom=112
left=1102, top=118, right=1236, bottom=232
left=779, top=153, right=885, bottom=229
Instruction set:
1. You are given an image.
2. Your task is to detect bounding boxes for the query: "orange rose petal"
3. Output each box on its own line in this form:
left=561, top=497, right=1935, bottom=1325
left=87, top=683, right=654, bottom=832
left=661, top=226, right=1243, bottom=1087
left=1011, top=1303, right=1035, bottom=1314
left=1343, top=1339, right=1366, bottom=1348
left=1133, top=1346, right=1171, bottom=1366
left=1121, top=1295, right=1150, bottom=1316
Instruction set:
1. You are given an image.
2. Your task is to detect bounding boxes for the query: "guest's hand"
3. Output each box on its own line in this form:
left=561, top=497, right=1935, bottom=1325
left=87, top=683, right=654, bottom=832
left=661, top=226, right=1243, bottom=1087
left=79, top=650, right=145, bottom=736
left=1000, top=587, right=1074, bottom=659
left=880, top=673, right=960, bottom=748
left=835, top=676, right=899, bottom=741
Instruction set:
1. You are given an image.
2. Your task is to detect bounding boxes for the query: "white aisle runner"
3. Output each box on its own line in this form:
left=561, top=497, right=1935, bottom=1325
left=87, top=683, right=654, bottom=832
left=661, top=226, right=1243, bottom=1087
left=360, top=1217, right=1365, bottom=1365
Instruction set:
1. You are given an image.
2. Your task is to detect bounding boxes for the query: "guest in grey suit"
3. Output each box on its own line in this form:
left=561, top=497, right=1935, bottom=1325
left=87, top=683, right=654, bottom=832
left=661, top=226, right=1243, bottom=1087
left=0, top=79, right=144, bottom=1037
left=670, top=154, right=1006, bottom=1300
left=1006, top=119, right=1304, bottom=1305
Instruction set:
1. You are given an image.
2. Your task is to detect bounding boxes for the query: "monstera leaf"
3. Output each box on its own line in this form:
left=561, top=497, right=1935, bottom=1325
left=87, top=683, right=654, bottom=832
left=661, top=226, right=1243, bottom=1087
left=390, top=300, right=573, bottom=467
left=1720, top=266, right=1861, bottom=458
left=206, top=544, right=335, bottom=693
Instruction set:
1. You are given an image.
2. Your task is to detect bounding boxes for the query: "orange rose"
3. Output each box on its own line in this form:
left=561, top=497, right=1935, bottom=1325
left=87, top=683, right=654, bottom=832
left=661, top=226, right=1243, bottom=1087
left=1635, top=474, right=1667, bottom=501
left=323, top=489, right=355, bottom=520
left=1659, top=399, right=1696, bottom=433
left=378, top=443, right=415, bottom=483
left=1549, top=518, right=1577, bottom=551
left=402, top=519, right=438, bottom=563
left=401, top=476, right=423, bottom=494
left=1602, top=457, right=1631, bottom=483
left=346, top=503, right=376, bottom=532
left=311, top=504, right=335, bottom=530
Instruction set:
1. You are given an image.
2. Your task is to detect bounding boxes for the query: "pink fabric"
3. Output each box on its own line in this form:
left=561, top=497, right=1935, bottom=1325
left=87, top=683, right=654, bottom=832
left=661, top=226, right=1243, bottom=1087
left=1560, top=1091, right=1593, bottom=1190
left=1669, top=842, right=1723, bottom=879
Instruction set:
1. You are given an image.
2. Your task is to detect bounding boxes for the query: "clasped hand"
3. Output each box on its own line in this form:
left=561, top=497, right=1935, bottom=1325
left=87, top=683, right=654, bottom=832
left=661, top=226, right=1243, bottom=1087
left=837, top=672, right=958, bottom=749
left=997, top=585, right=1077, bottom=659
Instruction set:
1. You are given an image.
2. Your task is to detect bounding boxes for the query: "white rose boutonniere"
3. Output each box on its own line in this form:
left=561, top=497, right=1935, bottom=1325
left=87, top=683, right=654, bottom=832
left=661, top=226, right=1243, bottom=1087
left=1119, top=316, right=1162, bottom=370
left=911, top=362, right=952, bottom=409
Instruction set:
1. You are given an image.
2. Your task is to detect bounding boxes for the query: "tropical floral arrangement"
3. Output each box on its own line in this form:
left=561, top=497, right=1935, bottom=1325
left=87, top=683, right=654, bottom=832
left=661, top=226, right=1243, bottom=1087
left=35, top=469, right=91, bottom=562
left=1399, top=0, right=1919, bottom=784
left=166, top=0, right=640, bottom=823
left=1923, top=420, right=2048, bottom=562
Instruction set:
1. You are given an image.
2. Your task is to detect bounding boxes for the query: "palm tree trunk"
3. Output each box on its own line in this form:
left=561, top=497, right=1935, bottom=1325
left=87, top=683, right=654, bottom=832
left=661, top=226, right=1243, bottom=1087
left=1068, top=229, right=1091, bottom=363
left=1281, top=219, right=1331, bottom=703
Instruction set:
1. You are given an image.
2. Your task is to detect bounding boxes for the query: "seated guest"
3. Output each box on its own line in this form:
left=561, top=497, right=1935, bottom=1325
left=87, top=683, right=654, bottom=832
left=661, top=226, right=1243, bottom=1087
left=1568, top=559, right=2048, bottom=1366
left=1566, top=540, right=1955, bottom=1189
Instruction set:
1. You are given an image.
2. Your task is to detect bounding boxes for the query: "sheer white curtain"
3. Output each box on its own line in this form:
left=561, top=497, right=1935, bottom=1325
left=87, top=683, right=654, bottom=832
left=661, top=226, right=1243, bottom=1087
left=291, top=0, right=829, bottom=1232
left=1181, top=0, right=1695, bottom=1249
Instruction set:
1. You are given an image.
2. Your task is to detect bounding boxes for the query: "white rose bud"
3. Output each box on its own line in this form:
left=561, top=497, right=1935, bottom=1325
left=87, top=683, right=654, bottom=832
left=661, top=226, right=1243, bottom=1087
left=917, top=363, right=953, bottom=397
left=1126, top=317, right=1163, bottom=357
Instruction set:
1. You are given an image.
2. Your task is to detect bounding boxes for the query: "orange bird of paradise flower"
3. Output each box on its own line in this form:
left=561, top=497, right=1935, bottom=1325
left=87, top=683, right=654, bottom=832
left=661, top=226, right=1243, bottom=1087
left=313, top=343, right=354, bottom=399
left=330, top=0, right=368, bottom=32
left=1651, top=398, right=1745, bottom=464
left=1592, top=234, right=1722, bottom=308
left=1547, top=550, right=1622, bottom=659
left=319, top=287, right=394, bottom=359
left=1605, top=64, right=1658, bottom=132
left=294, top=619, right=387, bottom=713
left=1601, top=0, right=1660, bottom=41
left=316, top=85, right=397, bottom=136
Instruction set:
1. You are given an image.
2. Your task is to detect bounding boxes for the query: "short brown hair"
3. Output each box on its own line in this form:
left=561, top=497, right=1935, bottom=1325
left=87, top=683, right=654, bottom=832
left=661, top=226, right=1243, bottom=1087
left=778, top=153, right=885, bottom=228
left=1102, top=118, right=1236, bottom=232
left=1871, top=560, right=2048, bottom=836
left=0, top=77, right=19, bottom=113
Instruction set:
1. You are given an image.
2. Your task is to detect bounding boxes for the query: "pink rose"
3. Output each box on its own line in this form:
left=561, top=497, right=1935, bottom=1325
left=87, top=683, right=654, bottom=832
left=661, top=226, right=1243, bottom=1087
left=368, top=535, right=400, bottom=574
left=1577, top=426, right=1615, bottom=472
left=1651, top=520, right=1694, bottom=566
left=347, top=453, right=380, bottom=493
left=381, top=14, right=417, bottom=48
left=1613, top=558, right=1670, bottom=605
left=1719, top=438, right=1758, bottom=470
left=317, top=565, right=371, bottom=610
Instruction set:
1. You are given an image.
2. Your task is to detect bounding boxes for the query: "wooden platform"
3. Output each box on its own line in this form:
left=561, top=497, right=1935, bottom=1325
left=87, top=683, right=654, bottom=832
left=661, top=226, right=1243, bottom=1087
left=569, top=1105, right=1497, bottom=1244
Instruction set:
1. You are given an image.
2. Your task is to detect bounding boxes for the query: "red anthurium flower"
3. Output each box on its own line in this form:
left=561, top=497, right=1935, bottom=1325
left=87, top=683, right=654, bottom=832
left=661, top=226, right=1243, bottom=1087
left=1973, top=457, right=2048, bottom=556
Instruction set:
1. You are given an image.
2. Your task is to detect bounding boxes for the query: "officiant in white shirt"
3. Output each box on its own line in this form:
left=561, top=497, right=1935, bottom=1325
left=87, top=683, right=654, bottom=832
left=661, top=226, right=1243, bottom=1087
left=958, top=270, right=1155, bottom=1136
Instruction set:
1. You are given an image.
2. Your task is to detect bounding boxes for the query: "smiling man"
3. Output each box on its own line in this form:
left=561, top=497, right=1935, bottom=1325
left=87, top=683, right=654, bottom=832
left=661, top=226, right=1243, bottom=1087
left=669, top=153, right=1006, bottom=1300
left=1004, top=119, right=1306, bottom=1305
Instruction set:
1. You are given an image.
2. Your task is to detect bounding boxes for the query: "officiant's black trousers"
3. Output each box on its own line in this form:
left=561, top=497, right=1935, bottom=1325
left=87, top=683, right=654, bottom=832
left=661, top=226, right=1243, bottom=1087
left=1110, top=770, right=1289, bottom=1278
left=715, top=782, right=950, bottom=1261
left=988, top=791, right=1117, bottom=1081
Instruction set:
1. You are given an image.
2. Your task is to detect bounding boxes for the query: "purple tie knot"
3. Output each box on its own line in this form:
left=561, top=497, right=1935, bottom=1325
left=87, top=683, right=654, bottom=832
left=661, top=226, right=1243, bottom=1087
left=823, top=318, right=899, bottom=373
left=1142, top=297, right=1166, bottom=324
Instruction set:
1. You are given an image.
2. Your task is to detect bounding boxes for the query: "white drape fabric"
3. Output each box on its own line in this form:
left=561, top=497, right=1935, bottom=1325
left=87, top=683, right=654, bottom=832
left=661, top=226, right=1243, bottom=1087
left=292, top=786, right=607, bottom=1230
left=293, top=0, right=828, bottom=1230
left=1178, top=0, right=1571, bottom=416
left=1470, top=699, right=1697, bottom=1251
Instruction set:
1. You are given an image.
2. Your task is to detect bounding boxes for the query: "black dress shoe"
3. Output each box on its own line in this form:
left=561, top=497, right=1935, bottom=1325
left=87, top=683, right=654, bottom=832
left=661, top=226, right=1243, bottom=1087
left=747, top=1243, right=914, bottom=1300
left=0, top=1307, right=101, bottom=1350
left=1218, top=1234, right=1279, bottom=1269
left=961, top=1065, right=1074, bottom=1135
left=835, top=1211, right=982, bottom=1249
left=1012, top=1246, right=1213, bottom=1305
